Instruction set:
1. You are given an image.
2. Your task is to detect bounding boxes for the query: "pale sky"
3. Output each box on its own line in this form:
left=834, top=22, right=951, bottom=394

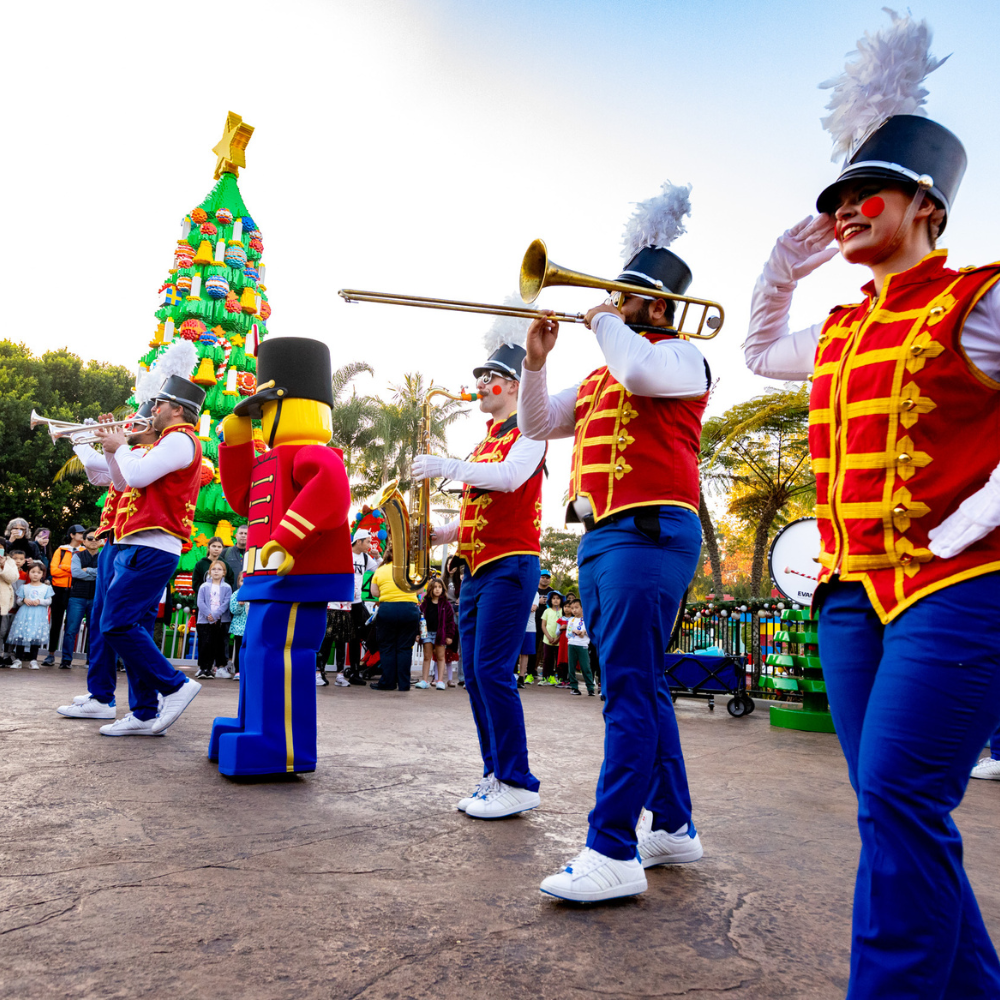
left=4, top=1, right=998, bottom=529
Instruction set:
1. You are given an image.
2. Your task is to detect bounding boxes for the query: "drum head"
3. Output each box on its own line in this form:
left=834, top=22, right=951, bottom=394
left=768, top=517, right=821, bottom=605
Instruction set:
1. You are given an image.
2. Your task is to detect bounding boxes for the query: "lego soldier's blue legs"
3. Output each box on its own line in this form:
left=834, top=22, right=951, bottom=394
left=208, top=606, right=253, bottom=761
left=212, top=600, right=326, bottom=776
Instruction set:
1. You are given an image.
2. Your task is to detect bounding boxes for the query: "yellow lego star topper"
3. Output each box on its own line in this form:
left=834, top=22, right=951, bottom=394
left=212, top=112, right=255, bottom=179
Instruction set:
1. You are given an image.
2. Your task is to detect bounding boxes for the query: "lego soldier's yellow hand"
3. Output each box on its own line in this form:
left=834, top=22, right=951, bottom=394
left=220, top=413, right=254, bottom=447
left=260, top=539, right=295, bottom=576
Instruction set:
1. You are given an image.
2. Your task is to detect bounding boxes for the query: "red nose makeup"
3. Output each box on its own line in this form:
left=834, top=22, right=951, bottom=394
left=492, top=385, right=503, bottom=395
left=861, top=196, right=885, bottom=219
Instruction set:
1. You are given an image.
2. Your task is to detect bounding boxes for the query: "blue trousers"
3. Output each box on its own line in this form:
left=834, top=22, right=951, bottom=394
left=988, top=723, right=1000, bottom=761
left=100, top=544, right=187, bottom=721
left=374, top=602, right=420, bottom=690
left=578, top=508, right=701, bottom=861
left=61, top=596, right=92, bottom=666
left=209, top=600, right=326, bottom=775
left=460, top=554, right=539, bottom=791
left=819, top=577, right=1000, bottom=999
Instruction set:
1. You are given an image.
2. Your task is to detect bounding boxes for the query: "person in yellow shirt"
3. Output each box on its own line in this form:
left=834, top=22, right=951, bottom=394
left=368, top=541, right=420, bottom=692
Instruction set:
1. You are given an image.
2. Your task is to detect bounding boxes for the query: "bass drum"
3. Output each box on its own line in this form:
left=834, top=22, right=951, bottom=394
left=768, top=517, right=821, bottom=605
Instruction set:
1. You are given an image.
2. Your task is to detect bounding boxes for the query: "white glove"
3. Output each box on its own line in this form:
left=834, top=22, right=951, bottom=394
left=412, top=454, right=454, bottom=480
left=927, top=468, right=1000, bottom=559
left=761, top=215, right=839, bottom=293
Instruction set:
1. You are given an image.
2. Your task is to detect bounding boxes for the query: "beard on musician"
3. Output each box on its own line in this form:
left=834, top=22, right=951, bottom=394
left=618, top=294, right=675, bottom=330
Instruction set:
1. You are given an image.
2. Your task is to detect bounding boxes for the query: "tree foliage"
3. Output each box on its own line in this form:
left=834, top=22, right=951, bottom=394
left=701, top=383, right=814, bottom=596
left=540, top=527, right=581, bottom=592
left=0, top=341, right=134, bottom=534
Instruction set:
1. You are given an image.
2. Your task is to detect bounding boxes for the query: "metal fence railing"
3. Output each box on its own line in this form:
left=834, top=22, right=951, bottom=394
left=670, top=607, right=808, bottom=695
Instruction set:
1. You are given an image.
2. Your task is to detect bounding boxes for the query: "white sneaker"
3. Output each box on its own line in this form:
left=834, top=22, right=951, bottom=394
left=435, top=681, right=447, bottom=690
left=457, top=773, right=495, bottom=812
left=970, top=756, right=1000, bottom=780
left=58, top=697, right=117, bottom=719
left=72, top=693, right=93, bottom=705
left=216, top=667, right=231, bottom=679
left=540, top=847, right=648, bottom=903
left=316, top=672, right=327, bottom=686
left=150, top=678, right=201, bottom=734
left=636, top=809, right=704, bottom=867
left=414, top=680, right=430, bottom=689
left=99, top=712, right=162, bottom=737
left=465, top=779, right=540, bottom=819
left=334, top=674, right=350, bottom=687
left=10, top=660, right=21, bottom=669
left=29, top=660, right=40, bottom=670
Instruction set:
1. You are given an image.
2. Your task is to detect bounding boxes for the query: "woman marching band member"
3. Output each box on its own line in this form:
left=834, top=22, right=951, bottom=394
left=744, top=12, right=1000, bottom=997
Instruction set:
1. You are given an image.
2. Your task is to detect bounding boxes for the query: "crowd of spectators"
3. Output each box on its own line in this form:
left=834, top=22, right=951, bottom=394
left=1, top=516, right=598, bottom=700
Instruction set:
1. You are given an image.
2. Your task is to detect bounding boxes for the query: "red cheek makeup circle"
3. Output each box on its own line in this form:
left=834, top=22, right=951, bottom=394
left=492, top=385, right=502, bottom=395
left=861, top=196, right=885, bottom=218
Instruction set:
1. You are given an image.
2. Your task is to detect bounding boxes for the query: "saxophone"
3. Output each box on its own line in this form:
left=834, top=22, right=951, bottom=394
left=376, top=386, right=478, bottom=592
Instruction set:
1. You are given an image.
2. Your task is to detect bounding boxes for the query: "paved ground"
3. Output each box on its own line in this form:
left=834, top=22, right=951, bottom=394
left=1, top=669, right=998, bottom=999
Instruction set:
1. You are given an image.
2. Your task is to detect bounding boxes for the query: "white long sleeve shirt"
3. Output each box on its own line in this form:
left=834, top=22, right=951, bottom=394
left=519, top=313, right=710, bottom=519
left=106, top=432, right=197, bottom=556
left=432, top=429, right=547, bottom=546
left=744, top=276, right=1000, bottom=381
left=72, top=443, right=112, bottom=487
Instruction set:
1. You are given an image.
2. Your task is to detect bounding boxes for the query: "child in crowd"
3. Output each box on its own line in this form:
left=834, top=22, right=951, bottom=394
left=196, top=560, right=232, bottom=679
left=540, top=591, right=565, bottom=686
left=228, top=572, right=247, bottom=681
left=8, top=563, right=54, bottom=669
left=317, top=599, right=354, bottom=688
left=10, top=550, right=29, bottom=583
left=416, top=577, right=457, bottom=690
left=0, top=544, right=21, bottom=667
left=565, top=599, right=596, bottom=697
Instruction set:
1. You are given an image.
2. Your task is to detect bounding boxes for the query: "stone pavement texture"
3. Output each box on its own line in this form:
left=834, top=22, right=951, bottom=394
left=1, top=670, right=998, bottom=999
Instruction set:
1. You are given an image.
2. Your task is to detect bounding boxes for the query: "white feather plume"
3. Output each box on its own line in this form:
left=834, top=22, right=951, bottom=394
left=483, top=293, right=535, bottom=354
left=621, top=182, right=692, bottom=261
left=820, top=7, right=948, bottom=164
left=135, top=340, right=198, bottom=404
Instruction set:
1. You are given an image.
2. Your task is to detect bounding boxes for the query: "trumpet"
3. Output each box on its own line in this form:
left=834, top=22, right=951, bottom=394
left=29, top=410, right=152, bottom=444
left=378, top=386, right=478, bottom=593
left=339, top=238, right=724, bottom=339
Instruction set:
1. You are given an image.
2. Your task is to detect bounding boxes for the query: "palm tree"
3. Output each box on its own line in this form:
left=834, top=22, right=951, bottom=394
left=701, top=384, right=814, bottom=596
left=352, top=372, right=470, bottom=500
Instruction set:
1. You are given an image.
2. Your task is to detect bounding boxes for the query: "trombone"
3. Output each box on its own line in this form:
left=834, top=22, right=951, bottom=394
left=378, top=386, right=478, bottom=593
left=339, top=238, right=724, bottom=339
left=29, top=410, right=151, bottom=444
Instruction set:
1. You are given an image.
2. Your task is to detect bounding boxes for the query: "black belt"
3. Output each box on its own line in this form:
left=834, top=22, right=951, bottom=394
left=581, top=505, right=665, bottom=536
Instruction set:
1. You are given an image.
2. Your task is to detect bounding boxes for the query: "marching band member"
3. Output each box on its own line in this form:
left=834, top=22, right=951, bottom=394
left=92, top=374, right=206, bottom=736
left=744, top=13, right=1000, bottom=996
left=519, top=184, right=710, bottom=902
left=414, top=322, right=546, bottom=819
left=56, top=403, right=159, bottom=720
left=211, top=336, right=354, bottom=776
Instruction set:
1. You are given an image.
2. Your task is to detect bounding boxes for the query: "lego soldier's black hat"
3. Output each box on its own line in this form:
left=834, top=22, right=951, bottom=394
left=816, top=116, right=966, bottom=234
left=235, top=337, right=335, bottom=419
left=152, top=375, right=206, bottom=414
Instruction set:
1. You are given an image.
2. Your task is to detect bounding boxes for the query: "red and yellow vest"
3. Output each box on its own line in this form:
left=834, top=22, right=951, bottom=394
left=569, top=332, right=707, bottom=521
left=810, top=250, right=1000, bottom=623
left=96, top=443, right=155, bottom=542
left=117, top=425, right=203, bottom=543
left=458, top=414, right=545, bottom=576
left=95, top=486, right=121, bottom=542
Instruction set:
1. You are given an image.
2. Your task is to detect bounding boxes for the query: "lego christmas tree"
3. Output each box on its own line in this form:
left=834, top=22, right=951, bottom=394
left=136, top=112, right=271, bottom=599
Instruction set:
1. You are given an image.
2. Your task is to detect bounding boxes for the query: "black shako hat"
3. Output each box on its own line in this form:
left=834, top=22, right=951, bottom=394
left=616, top=246, right=693, bottom=296
left=816, top=115, right=966, bottom=233
left=473, top=343, right=526, bottom=382
left=235, top=336, right=334, bottom=419
left=152, top=375, right=206, bottom=414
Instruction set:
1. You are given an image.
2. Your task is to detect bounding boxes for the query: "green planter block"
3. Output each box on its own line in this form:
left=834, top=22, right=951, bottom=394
left=769, top=703, right=837, bottom=733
